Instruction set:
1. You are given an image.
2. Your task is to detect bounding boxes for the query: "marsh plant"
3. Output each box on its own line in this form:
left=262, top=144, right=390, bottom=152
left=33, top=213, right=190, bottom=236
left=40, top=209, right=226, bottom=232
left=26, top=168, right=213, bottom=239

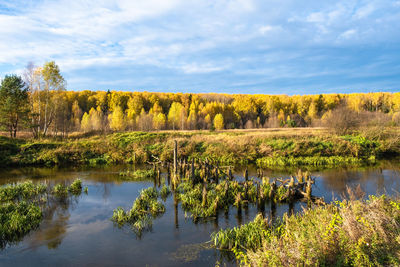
left=0, top=179, right=86, bottom=249
left=0, top=201, right=42, bottom=249
left=175, top=179, right=289, bottom=221
left=111, top=186, right=170, bottom=236
left=212, top=193, right=400, bottom=266
left=0, top=181, right=46, bottom=202
left=119, top=169, right=156, bottom=180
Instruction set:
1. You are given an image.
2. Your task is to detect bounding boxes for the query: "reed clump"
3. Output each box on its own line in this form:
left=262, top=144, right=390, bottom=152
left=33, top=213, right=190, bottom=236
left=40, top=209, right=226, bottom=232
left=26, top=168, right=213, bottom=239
left=0, top=179, right=86, bottom=249
left=256, top=155, right=366, bottom=168
left=111, top=186, right=170, bottom=235
left=0, top=201, right=42, bottom=249
left=176, top=179, right=290, bottom=221
left=212, top=193, right=400, bottom=266
left=119, top=169, right=156, bottom=180
left=0, top=181, right=46, bottom=202
left=53, top=179, right=83, bottom=197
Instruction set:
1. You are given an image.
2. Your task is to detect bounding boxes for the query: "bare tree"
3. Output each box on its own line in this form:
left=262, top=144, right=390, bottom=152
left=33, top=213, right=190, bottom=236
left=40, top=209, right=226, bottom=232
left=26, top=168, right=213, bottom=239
left=323, top=105, right=361, bottom=135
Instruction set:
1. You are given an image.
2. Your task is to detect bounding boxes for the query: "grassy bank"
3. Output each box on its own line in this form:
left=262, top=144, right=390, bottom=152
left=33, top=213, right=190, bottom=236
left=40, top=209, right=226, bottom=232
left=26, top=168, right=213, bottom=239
left=0, top=128, right=399, bottom=168
left=212, top=194, right=400, bottom=266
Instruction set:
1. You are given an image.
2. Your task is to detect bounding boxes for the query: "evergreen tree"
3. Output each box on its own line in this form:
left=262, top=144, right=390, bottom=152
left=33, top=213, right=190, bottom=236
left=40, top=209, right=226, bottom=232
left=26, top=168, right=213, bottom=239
left=0, top=75, right=30, bottom=137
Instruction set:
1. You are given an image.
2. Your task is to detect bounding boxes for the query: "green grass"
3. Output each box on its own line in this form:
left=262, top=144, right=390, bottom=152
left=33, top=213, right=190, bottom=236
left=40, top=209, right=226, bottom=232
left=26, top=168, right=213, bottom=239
left=0, top=181, right=46, bottom=202
left=256, top=155, right=369, bottom=168
left=0, top=130, right=398, bottom=168
left=0, top=179, right=86, bottom=249
left=111, top=186, right=169, bottom=236
left=119, top=169, right=156, bottom=180
left=0, top=201, right=42, bottom=249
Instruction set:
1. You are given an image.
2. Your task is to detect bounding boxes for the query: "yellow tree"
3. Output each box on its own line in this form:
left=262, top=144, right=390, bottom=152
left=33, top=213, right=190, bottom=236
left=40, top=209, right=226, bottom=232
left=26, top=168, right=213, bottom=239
left=187, top=101, right=198, bottom=130
left=89, top=107, right=103, bottom=131
left=168, top=102, right=184, bottom=130
left=71, top=100, right=82, bottom=130
left=153, top=113, right=166, bottom=130
left=41, top=61, right=66, bottom=136
left=204, top=114, right=211, bottom=129
left=213, top=113, right=224, bottom=130
left=126, top=95, right=144, bottom=129
left=80, top=112, right=90, bottom=132
left=109, top=105, right=126, bottom=131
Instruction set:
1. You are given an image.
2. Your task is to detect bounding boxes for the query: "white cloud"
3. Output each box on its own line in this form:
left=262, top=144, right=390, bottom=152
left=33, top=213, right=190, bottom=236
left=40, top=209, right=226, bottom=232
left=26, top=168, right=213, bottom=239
left=339, top=29, right=357, bottom=39
left=306, top=12, right=325, bottom=23
left=353, top=3, right=376, bottom=19
left=0, top=0, right=399, bottom=92
left=180, top=63, right=225, bottom=74
left=259, top=25, right=273, bottom=34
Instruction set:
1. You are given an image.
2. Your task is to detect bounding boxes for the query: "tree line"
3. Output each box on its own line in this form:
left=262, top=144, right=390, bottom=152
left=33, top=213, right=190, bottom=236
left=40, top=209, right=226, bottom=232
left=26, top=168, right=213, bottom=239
left=1, top=61, right=400, bottom=138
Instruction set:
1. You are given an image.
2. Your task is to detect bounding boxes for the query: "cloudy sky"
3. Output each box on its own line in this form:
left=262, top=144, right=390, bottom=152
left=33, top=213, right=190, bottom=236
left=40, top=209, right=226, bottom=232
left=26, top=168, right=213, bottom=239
left=0, top=0, right=399, bottom=94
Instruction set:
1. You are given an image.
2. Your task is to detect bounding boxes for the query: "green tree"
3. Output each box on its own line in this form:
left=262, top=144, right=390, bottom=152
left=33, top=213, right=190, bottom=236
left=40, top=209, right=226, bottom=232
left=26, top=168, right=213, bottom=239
left=41, top=61, right=66, bottom=136
left=0, top=75, right=30, bottom=137
left=213, top=113, right=224, bottom=130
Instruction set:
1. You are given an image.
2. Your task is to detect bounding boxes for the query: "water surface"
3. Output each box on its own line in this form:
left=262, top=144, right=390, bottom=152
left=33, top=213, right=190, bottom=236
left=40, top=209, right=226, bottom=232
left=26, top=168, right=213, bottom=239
left=0, top=162, right=399, bottom=266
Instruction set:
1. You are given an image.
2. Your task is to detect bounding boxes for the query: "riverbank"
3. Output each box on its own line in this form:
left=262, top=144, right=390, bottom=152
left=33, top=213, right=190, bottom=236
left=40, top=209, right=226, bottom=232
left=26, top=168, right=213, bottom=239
left=213, top=193, right=400, bottom=266
left=1, top=128, right=399, bottom=168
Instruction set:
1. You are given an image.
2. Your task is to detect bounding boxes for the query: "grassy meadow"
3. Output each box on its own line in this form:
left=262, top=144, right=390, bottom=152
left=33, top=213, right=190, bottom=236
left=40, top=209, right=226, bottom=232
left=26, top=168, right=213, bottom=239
left=1, top=127, right=399, bottom=168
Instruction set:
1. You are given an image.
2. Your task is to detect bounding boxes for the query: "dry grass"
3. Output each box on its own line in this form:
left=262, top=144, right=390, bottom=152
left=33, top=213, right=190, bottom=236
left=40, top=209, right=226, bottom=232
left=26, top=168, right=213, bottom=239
left=246, top=192, right=400, bottom=266
left=0, top=127, right=328, bottom=139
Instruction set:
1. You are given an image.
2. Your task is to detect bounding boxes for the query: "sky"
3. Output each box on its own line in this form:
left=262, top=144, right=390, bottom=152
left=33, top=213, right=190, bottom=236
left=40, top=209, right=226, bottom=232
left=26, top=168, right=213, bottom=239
left=0, top=0, right=399, bottom=94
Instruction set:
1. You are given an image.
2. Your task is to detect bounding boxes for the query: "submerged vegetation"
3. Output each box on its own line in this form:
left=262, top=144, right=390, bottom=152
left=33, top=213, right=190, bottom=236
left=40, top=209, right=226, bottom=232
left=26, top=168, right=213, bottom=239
left=111, top=187, right=170, bottom=236
left=111, top=152, right=321, bottom=238
left=0, top=201, right=42, bottom=249
left=212, top=193, right=400, bottom=266
left=0, top=179, right=85, bottom=249
left=176, top=178, right=294, bottom=221
left=119, top=169, right=156, bottom=180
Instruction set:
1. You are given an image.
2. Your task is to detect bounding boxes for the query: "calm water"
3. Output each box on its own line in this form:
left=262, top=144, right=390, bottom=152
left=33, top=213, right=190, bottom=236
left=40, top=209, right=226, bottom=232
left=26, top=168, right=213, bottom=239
left=0, top=162, right=399, bottom=266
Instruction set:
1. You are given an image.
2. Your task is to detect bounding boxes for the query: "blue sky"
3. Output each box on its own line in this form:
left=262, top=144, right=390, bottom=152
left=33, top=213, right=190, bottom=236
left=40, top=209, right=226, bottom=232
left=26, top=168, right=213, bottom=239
left=0, top=0, right=399, bottom=94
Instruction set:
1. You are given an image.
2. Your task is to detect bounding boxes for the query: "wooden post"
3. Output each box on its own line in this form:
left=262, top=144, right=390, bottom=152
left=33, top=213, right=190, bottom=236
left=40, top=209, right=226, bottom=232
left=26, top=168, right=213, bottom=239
left=173, top=140, right=178, bottom=179
left=244, top=182, right=248, bottom=200
left=174, top=193, right=179, bottom=228
left=269, top=180, right=277, bottom=202
left=157, top=169, right=161, bottom=187
left=244, top=168, right=248, bottom=182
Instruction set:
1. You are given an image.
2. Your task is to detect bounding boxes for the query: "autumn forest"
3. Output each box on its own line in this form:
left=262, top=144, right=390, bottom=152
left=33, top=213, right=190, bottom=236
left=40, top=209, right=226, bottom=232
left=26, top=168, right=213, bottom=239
left=1, top=61, right=400, bottom=138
